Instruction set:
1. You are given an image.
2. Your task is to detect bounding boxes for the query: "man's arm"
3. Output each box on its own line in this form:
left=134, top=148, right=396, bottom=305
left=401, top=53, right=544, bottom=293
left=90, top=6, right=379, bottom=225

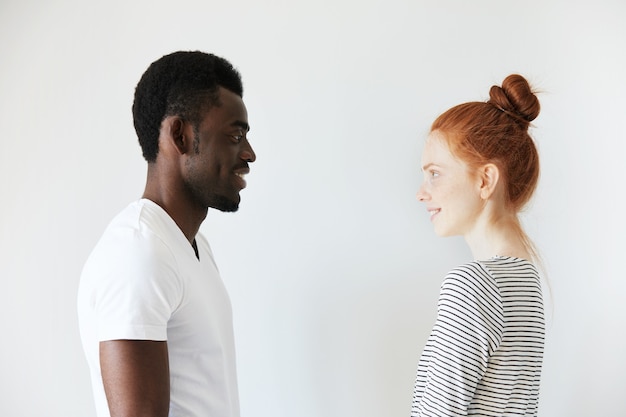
left=100, top=340, right=170, bottom=417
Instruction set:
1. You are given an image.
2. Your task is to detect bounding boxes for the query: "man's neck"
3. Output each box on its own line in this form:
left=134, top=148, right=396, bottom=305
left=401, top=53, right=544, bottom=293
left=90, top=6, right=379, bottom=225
left=142, top=187, right=207, bottom=245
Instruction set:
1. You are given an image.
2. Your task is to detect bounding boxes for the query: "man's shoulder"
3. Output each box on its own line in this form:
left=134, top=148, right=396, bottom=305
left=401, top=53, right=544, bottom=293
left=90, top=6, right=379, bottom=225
left=102, top=199, right=182, bottom=245
left=84, top=201, right=179, bottom=270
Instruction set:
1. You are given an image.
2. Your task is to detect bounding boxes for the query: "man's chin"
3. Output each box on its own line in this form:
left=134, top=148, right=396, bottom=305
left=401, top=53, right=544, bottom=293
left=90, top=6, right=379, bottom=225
left=218, top=205, right=239, bottom=213
left=209, top=195, right=240, bottom=213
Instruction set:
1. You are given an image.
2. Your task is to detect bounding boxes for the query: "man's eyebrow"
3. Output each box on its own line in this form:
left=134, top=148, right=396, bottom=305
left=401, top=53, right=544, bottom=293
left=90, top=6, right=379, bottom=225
left=231, top=120, right=250, bottom=132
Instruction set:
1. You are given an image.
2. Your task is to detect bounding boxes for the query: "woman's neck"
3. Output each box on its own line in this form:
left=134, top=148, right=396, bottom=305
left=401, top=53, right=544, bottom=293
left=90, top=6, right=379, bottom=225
left=465, top=213, right=531, bottom=262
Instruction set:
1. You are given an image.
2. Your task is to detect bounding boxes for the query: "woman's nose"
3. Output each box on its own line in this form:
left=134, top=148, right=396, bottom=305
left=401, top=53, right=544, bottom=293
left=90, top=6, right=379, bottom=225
left=416, top=183, right=429, bottom=202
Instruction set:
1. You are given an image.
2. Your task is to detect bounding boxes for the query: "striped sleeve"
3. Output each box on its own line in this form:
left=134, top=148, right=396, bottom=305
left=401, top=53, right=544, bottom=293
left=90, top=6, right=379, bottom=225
left=467, top=259, right=544, bottom=416
left=412, top=262, right=504, bottom=417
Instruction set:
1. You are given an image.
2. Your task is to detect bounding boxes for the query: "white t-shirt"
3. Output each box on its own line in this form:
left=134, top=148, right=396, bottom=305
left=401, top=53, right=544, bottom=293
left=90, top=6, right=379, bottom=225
left=78, top=199, right=240, bottom=417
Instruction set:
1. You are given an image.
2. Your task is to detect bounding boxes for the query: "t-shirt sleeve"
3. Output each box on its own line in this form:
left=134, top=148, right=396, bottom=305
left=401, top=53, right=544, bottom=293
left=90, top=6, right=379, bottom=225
left=413, top=263, right=503, bottom=416
left=88, top=227, right=183, bottom=342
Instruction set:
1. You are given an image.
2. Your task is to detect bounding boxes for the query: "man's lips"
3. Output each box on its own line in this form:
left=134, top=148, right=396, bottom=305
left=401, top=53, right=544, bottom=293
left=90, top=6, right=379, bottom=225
left=234, top=168, right=250, bottom=188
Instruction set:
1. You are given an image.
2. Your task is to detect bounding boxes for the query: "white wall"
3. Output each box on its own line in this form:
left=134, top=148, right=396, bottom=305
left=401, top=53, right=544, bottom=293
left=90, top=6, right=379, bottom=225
left=1, top=1, right=625, bottom=416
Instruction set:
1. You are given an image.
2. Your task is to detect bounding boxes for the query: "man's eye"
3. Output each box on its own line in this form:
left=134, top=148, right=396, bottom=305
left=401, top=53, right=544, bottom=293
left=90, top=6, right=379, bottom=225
left=231, top=134, right=243, bottom=143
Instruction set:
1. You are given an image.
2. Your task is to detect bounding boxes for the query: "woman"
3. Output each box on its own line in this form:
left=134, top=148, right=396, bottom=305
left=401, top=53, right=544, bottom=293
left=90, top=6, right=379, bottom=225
left=412, top=74, right=545, bottom=416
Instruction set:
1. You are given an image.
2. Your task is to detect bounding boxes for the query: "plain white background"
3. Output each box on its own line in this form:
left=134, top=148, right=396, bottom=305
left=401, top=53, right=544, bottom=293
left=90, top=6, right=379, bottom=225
left=1, top=0, right=625, bottom=416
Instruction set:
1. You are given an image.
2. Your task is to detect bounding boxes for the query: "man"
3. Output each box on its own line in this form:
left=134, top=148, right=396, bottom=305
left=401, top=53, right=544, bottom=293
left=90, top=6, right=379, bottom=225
left=77, top=51, right=256, bottom=417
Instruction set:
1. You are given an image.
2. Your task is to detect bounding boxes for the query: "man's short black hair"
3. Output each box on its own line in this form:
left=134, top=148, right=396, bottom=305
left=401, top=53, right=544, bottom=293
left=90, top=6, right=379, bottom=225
left=132, top=51, right=243, bottom=162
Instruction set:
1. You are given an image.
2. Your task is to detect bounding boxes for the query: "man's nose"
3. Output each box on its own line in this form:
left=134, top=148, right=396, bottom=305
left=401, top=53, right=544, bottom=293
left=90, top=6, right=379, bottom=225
left=241, top=139, right=256, bottom=163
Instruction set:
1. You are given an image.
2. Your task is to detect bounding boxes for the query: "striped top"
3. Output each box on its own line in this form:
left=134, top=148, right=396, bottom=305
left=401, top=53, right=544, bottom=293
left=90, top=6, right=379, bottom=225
left=411, top=256, right=544, bottom=417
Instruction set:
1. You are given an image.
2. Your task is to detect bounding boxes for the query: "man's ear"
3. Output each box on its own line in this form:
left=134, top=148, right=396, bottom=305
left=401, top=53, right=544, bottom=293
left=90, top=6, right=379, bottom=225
left=162, top=116, right=191, bottom=155
left=479, top=163, right=500, bottom=200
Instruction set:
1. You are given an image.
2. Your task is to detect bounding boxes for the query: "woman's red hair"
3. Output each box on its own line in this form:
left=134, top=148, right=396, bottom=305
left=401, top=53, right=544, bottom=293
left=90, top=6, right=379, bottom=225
left=431, top=74, right=540, bottom=213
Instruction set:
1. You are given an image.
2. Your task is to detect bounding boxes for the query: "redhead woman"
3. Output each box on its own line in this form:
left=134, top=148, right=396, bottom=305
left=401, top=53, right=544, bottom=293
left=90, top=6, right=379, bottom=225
left=412, top=74, right=544, bottom=417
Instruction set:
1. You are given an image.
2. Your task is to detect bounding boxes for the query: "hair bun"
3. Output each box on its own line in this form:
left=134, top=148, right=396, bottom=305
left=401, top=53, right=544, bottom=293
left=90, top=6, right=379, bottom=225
left=488, top=74, right=540, bottom=125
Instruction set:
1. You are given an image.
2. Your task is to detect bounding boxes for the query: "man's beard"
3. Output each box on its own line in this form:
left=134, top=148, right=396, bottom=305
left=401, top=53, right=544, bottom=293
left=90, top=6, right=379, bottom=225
left=210, top=194, right=240, bottom=213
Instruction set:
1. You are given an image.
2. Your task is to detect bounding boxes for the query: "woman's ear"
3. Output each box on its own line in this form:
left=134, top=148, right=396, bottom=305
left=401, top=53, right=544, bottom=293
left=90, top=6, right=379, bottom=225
left=479, top=163, right=500, bottom=200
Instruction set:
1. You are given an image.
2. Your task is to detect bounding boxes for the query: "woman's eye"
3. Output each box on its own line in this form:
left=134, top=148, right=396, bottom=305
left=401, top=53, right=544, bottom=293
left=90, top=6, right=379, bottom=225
left=425, top=171, right=440, bottom=184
